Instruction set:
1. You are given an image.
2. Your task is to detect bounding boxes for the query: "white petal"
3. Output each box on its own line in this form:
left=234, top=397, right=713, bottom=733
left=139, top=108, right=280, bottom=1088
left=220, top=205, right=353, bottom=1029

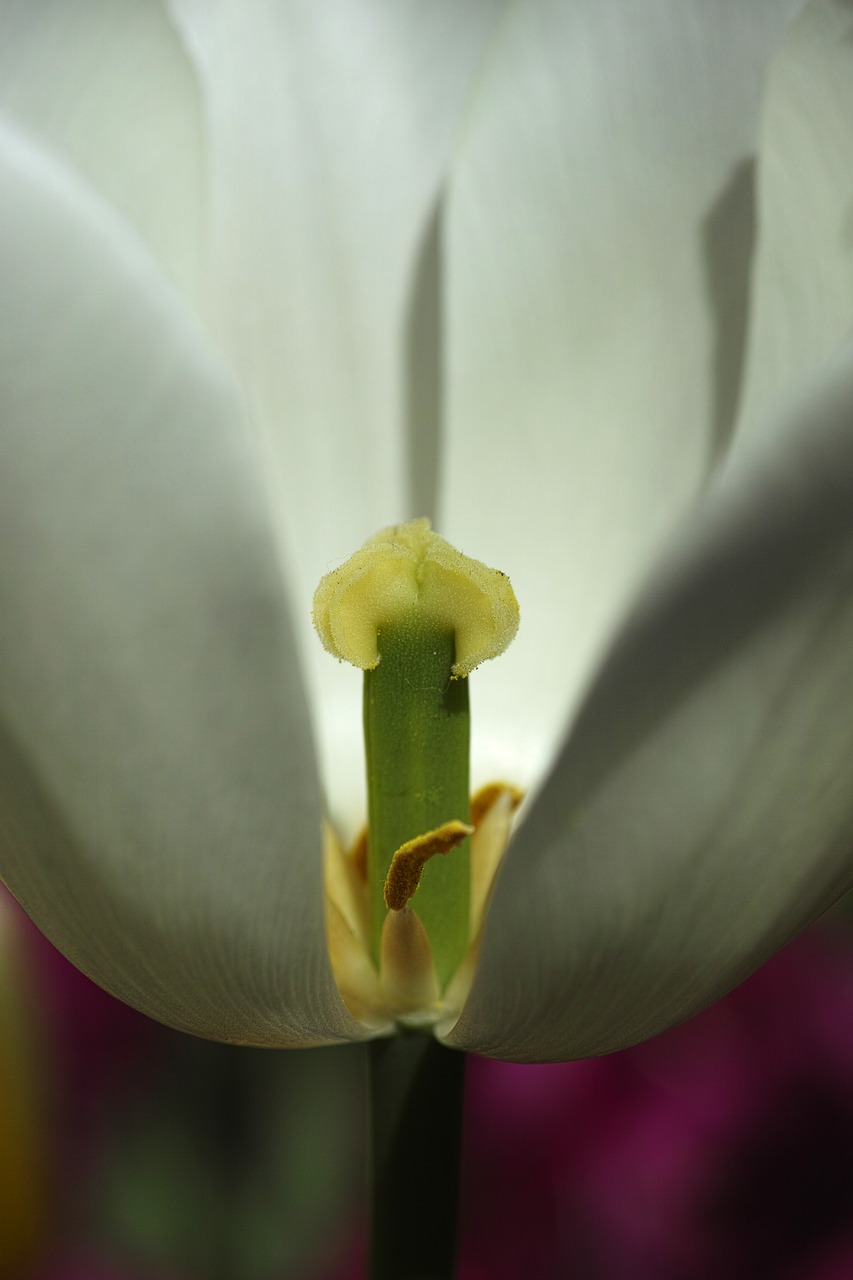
left=0, top=119, right=363, bottom=1046
left=447, top=346, right=853, bottom=1061
left=0, top=0, right=204, bottom=303
left=738, top=0, right=853, bottom=443
left=441, top=0, right=801, bottom=788
left=167, top=0, right=506, bottom=833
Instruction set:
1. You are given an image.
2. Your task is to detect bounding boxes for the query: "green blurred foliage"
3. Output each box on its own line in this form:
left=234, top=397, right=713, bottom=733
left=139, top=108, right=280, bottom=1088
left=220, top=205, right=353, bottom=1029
left=89, top=1039, right=365, bottom=1279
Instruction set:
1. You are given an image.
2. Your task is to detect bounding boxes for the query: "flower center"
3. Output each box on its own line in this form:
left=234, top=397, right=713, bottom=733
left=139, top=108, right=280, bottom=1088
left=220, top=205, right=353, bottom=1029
left=313, top=518, right=520, bottom=1025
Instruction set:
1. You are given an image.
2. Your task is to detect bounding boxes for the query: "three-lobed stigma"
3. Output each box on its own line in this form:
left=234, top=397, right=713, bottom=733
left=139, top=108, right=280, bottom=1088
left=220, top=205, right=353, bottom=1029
left=312, top=517, right=519, bottom=675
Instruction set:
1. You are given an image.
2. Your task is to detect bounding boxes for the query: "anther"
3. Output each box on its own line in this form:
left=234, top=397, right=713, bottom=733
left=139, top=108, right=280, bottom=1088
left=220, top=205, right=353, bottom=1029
left=470, top=782, right=525, bottom=829
left=383, top=820, right=474, bottom=912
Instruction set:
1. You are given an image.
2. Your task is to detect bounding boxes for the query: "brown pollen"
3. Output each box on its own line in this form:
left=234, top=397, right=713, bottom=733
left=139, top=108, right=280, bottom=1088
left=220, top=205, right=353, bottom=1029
left=383, top=820, right=474, bottom=912
left=470, top=782, right=525, bottom=829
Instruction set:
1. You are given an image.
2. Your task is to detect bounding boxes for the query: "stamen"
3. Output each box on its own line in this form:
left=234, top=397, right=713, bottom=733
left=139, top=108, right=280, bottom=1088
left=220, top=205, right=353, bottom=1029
left=384, top=820, right=474, bottom=912
left=470, top=782, right=525, bottom=829
left=325, top=897, right=386, bottom=1028
left=469, top=785, right=522, bottom=938
left=322, top=822, right=369, bottom=949
left=348, top=827, right=369, bottom=883
left=379, top=907, right=440, bottom=1013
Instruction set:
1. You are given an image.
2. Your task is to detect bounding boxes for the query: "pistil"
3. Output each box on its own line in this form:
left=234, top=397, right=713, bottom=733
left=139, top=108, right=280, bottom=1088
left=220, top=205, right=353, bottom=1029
left=314, top=518, right=519, bottom=997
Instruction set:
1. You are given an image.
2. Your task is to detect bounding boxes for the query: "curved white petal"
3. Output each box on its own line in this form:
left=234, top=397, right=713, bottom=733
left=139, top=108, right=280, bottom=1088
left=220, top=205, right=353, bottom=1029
left=447, top=347, right=853, bottom=1062
left=167, top=0, right=506, bottom=834
left=738, top=0, right=853, bottom=443
left=0, top=119, right=364, bottom=1046
left=0, top=0, right=204, bottom=303
left=441, top=0, right=801, bottom=788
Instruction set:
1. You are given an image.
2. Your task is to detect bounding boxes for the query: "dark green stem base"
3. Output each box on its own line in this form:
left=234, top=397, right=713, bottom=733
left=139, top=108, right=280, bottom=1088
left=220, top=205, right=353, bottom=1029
left=368, top=1032, right=468, bottom=1280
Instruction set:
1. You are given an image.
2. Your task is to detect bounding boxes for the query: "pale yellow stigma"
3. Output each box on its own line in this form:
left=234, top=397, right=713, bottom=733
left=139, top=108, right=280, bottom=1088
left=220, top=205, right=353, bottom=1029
left=312, top=517, right=519, bottom=676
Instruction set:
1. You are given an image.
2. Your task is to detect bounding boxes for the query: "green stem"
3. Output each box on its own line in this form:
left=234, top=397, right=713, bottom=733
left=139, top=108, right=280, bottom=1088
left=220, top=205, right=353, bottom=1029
left=364, top=621, right=470, bottom=987
left=368, top=1032, right=467, bottom=1280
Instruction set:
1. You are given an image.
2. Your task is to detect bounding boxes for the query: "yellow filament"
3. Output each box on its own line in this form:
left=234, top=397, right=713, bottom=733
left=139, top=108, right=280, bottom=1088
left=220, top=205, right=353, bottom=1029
left=348, top=827, right=369, bottom=883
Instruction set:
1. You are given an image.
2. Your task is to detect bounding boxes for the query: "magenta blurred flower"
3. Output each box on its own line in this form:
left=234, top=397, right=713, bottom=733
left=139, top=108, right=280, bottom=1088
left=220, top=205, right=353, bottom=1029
left=20, top=902, right=161, bottom=1159
left=459, top=929, right=853, bottom=1280
left=3, top=886, right=363, bottom=1280
left=1, top=887, right=169, bottom=1278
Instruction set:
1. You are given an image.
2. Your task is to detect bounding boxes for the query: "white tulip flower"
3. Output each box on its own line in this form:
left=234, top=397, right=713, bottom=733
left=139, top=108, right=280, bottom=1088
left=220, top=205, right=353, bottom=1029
left=2, top=0, right=853, bottom=1070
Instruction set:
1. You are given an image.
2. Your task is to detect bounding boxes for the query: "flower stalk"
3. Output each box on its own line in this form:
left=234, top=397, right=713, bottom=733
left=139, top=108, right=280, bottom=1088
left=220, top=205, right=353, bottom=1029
left=368, top=1031, right=467, bottom=1280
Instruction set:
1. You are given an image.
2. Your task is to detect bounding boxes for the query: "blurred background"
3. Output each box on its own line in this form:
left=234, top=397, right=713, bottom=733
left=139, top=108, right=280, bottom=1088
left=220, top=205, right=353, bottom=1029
left=3, top=883, right=853, bottom=1280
